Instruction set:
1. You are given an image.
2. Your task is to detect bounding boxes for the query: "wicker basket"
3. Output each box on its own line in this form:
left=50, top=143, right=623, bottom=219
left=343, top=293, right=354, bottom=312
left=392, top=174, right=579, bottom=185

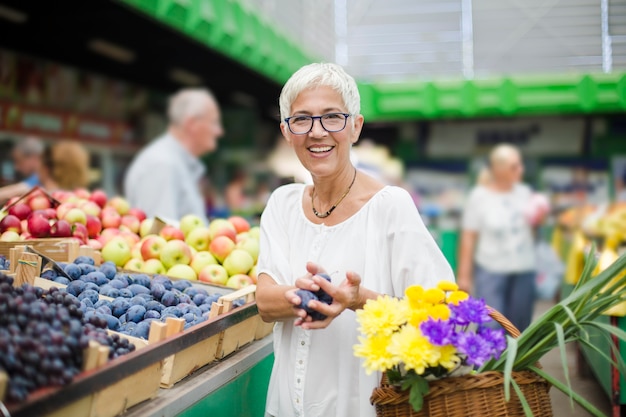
left=370, top=308, right=553, bottom=417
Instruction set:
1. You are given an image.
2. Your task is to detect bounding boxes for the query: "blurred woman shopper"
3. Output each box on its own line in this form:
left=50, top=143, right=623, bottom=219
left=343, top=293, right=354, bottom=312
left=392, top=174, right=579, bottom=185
left=457, top=143, right=540, bottom=331
left=255, top=62, right=454, bottom=417
left=0, top=136, right=44, bottom=204
left=39, top=140, right=91, bottom=191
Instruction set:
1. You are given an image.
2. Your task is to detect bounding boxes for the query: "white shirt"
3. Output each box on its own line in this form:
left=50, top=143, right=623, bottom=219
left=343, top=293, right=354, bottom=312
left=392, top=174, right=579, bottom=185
left=123, top=133, right=207, bottom=223
left=462, top=183, right=536, bottom=273
left=257, top=183, right=454, bottom=417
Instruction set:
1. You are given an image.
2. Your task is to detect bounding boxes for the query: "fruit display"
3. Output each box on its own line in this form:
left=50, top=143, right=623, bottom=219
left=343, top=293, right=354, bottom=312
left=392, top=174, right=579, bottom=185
left=40, top=255, right=245, bottom=339
left=116, top=214, right=259, bottom=290
left=0, top=188, right=260, bottom=290
left=0, top=254, right=10, bottom=270
left=0, top=272, right=135, bottom=403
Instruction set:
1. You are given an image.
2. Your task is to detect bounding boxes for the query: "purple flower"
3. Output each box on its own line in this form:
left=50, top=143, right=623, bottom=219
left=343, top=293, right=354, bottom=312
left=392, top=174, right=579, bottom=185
left=450, top=298, right=492, bottom=326
left=478, top=326, right=507, bottom=359
left=420, top=319, right=454, bottom=346
left=454, top=331, right=492, bottom=367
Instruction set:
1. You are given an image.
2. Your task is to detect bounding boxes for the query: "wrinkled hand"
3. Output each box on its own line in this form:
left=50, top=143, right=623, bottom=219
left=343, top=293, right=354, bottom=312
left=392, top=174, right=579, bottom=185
left=285, top=262, right=363, bottom=330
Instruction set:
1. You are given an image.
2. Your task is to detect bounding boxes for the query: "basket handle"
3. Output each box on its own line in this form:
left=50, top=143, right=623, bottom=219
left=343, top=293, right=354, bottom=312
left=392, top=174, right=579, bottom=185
left=487, top=306, right=521, bottom=338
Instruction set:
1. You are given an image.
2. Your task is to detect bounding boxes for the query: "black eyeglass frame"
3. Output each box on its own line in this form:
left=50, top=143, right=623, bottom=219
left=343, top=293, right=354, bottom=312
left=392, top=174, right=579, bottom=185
left=283, top=112, right=352, bottom=135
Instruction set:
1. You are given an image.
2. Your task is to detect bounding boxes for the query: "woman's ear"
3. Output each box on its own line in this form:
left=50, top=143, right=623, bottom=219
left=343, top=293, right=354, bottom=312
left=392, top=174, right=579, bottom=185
left=280, top=123, right=292, bottom=145
left=351, top=114, right=364, bottom=144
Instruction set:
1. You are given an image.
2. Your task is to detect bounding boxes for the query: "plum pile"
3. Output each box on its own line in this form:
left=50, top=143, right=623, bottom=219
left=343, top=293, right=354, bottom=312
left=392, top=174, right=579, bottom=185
left=296, top=273, right=334, bottom=321
left=40, top=256, right=244, bottom=339
left=0, top=254, right=10, bottom=270
left=0, top=273, right=134, bottom=403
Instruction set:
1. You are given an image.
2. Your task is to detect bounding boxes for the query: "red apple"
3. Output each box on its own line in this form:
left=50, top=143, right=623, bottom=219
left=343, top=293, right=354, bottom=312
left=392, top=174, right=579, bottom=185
left=107, top=196, right=130, bottom=215
left=120, top=230, right=140, bottom=247
left=208, top=218, right=237, bottom=242
left=101, top=207, right=122, bottom=229
left=87, top=238, right=103, bottom=250
left=8, top=203, right=32, bottom=220
left=27, top=213, right=51, bottom=238
left=159, top=225, right=185, bottom=241
left=0, top=214, right=22, bottom=234
left=121, top=214, right=141, bottom=234
left=208, top=235, right=236, bottom=263
left=98, top=227, right=121, bottom=246
left=89, top=189, right=108, bottom=208
left=50, top=219, right=72, bottom=238
left=198, top=264, right=229, bottom=286
left=72, top=222, right=88, bottom=243
left=228, top=215, right=251, bottom=234
left=85, top=215, right=103, bottom=238
left=40, top=208, right=58, bottom=220
left=29, top=195, right=51, bottom=211
left=50, top=190, right=69, bottom=202
left=128, top=208, right=147, bottom=223
left=20, top=219, right=28, bottom=232
left=74, top=188, right=91, bottom=199
left=141, top=235, right=168, bottom=260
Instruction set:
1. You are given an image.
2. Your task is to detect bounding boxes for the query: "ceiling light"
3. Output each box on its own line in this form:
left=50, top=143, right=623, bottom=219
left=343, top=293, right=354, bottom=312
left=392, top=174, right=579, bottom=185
left=0, top=5, right=27, bottom=23
left=87, top=39, right=135, bottom=63
left=169, top=68, right=203, bottom=86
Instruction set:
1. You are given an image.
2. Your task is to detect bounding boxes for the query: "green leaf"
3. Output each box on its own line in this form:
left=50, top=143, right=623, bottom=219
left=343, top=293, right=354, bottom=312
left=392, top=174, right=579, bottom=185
left=529, top=365, right=609, bottom=417
left=581, top=320, right=626, bottom=342
left=386, top=368, right=402, bottom=384
left=578, top=338, right=624, bottom=374
left=554, top=321, right=574, bottom=409
left=503, top=335, right=518, bottom=401
left=401, top=374, right=429, bottom=412
left=510, top=378, right=533, bottom=417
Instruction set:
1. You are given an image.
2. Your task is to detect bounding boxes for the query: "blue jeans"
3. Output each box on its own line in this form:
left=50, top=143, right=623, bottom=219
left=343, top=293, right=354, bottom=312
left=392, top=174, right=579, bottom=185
left=473, top=265, right=536, bottom=332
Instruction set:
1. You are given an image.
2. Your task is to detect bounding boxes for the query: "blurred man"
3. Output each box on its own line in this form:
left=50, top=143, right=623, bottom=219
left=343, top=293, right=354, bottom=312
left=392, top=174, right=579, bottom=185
left=123, top=88, right=223, bottom=223
left=0, top=136, right=44, bottom=204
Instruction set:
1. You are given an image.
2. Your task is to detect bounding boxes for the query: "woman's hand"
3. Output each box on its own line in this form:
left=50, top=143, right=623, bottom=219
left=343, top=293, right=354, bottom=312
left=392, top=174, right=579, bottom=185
left=286, top=262, right=367, bottom=330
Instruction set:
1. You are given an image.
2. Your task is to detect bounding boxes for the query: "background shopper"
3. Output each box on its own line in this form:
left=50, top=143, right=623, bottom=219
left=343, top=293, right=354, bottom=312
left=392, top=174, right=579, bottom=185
left=123, top=88, right=224, bottom=223
left=457, top=143, right=540, bottom=331
left=0, top=136, right=44, bottom=204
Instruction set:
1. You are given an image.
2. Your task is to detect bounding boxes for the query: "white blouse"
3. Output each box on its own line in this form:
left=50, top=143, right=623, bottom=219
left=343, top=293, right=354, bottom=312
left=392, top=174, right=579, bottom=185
left=258, top=183, right=455, bottom=417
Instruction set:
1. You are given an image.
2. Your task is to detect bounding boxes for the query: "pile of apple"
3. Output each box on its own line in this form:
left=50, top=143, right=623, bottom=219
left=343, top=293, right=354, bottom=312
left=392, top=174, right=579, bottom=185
left=103, top=214, right=259, bottom=289
left=0, top=188, right=145, bottom=246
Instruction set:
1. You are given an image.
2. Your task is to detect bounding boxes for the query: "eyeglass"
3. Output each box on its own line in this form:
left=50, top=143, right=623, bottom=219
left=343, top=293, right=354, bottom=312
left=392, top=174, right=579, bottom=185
left=284, top=112, right=351, bottom=135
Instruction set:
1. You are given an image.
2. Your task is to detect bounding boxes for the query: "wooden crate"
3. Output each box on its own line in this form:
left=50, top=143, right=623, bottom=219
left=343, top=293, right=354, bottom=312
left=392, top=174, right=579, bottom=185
left=1, top=239, right=100, bottom=265
left=214, top=285, right=259, bottom=359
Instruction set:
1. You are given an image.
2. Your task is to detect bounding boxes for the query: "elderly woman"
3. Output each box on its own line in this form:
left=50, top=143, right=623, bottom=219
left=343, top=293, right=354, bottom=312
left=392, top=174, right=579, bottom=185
left=457, top=143, right=538, bottom=332
left=256, top=63, right=454, bottom=417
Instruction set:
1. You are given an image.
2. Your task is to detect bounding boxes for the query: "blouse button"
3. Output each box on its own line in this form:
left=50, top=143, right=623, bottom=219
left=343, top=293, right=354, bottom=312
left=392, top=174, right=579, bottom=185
left=301, top=340, right=305, bottom=346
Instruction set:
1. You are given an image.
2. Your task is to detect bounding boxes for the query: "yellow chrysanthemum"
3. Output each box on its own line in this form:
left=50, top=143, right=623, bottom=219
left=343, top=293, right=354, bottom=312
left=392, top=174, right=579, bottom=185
left=405, top=285, right=425, bottom=309
left=437, top=281, right=459, bottom=292
left=426, top=303, right=451, bottom=321
left=434, top=344, right=461, bottom=370
left=423, top=288, right=446, bottom=305
left=407, top=307, right=430, bottom=327
left=356, top=295, right=409, bottom=336
left=354, top=334, right=397, bottom=374
left=388, top=326, right=439, bottom=375
left=447, top=290, right=470, bottom=305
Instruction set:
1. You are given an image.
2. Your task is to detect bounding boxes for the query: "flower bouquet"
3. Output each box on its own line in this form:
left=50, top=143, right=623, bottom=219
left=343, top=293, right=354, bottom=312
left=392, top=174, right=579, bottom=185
left=356, top=247, right=626, bottom=417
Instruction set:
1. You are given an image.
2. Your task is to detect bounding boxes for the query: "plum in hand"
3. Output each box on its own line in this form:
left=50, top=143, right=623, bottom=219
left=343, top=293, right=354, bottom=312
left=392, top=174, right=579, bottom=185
left=314, top=273, right=333, bottom=305
left=296, top=289, right=327, bottom=321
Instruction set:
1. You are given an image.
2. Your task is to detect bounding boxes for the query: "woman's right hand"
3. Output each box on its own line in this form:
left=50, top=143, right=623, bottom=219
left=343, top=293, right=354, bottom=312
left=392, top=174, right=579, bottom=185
left=284, top=262, right=328, bottom=323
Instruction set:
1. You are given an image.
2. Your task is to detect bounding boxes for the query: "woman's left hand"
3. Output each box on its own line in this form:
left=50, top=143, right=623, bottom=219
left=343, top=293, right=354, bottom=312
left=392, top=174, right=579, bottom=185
left=296, top=267, right=364, bottom=330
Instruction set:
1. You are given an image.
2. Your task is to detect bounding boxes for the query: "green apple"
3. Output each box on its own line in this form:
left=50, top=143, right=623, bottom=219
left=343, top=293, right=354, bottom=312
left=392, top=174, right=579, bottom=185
left=141, top=234, right=167, bottom=260
left=63, top=207, right=87, bottom=225
left=0, top=230, right=21, bottom=242
left=222, top=249, right=254, bottom=276
left=190, top=250, right=218, bottom=275
left=142, top=258, right=166, bottom=275
left=167, top=264, right=197, bottom=280
left=248, top=226, right=260, bottom=239
left=124, top=258, right=145, bottom=272
left=198, top=264, right=229, bottom=286
left=185, top=226, right=211, bottom=251
left=208, top=218, right=237, bottom=242
left=139, top=218, right=155, bottom=237
left=225, top=274, right=254, bottom=289
left=249, top=265, right=257, bottom=283
left=236, top=236, right=259, bottom=263
left=180, top=213, right=206, bottom=237
left=159, top=239, right=192, bottom=269
left=101, top=236, right=132, bottom=267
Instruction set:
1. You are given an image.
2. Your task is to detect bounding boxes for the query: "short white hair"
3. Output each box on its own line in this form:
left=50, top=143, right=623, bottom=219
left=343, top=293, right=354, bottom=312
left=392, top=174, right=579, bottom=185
left=14, top=136, right=44, bottom=156
left=279, top=62, right=360, bottom=123
left=167, top=88, right=215, bottom=125
left=489, top=143, right=521, bottom=167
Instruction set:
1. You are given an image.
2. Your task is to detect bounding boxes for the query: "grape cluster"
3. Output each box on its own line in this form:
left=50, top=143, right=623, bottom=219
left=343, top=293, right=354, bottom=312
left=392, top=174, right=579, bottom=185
left=296, top=273, right=334, bottom=321
left=0, top=272, right=134, bottom=403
